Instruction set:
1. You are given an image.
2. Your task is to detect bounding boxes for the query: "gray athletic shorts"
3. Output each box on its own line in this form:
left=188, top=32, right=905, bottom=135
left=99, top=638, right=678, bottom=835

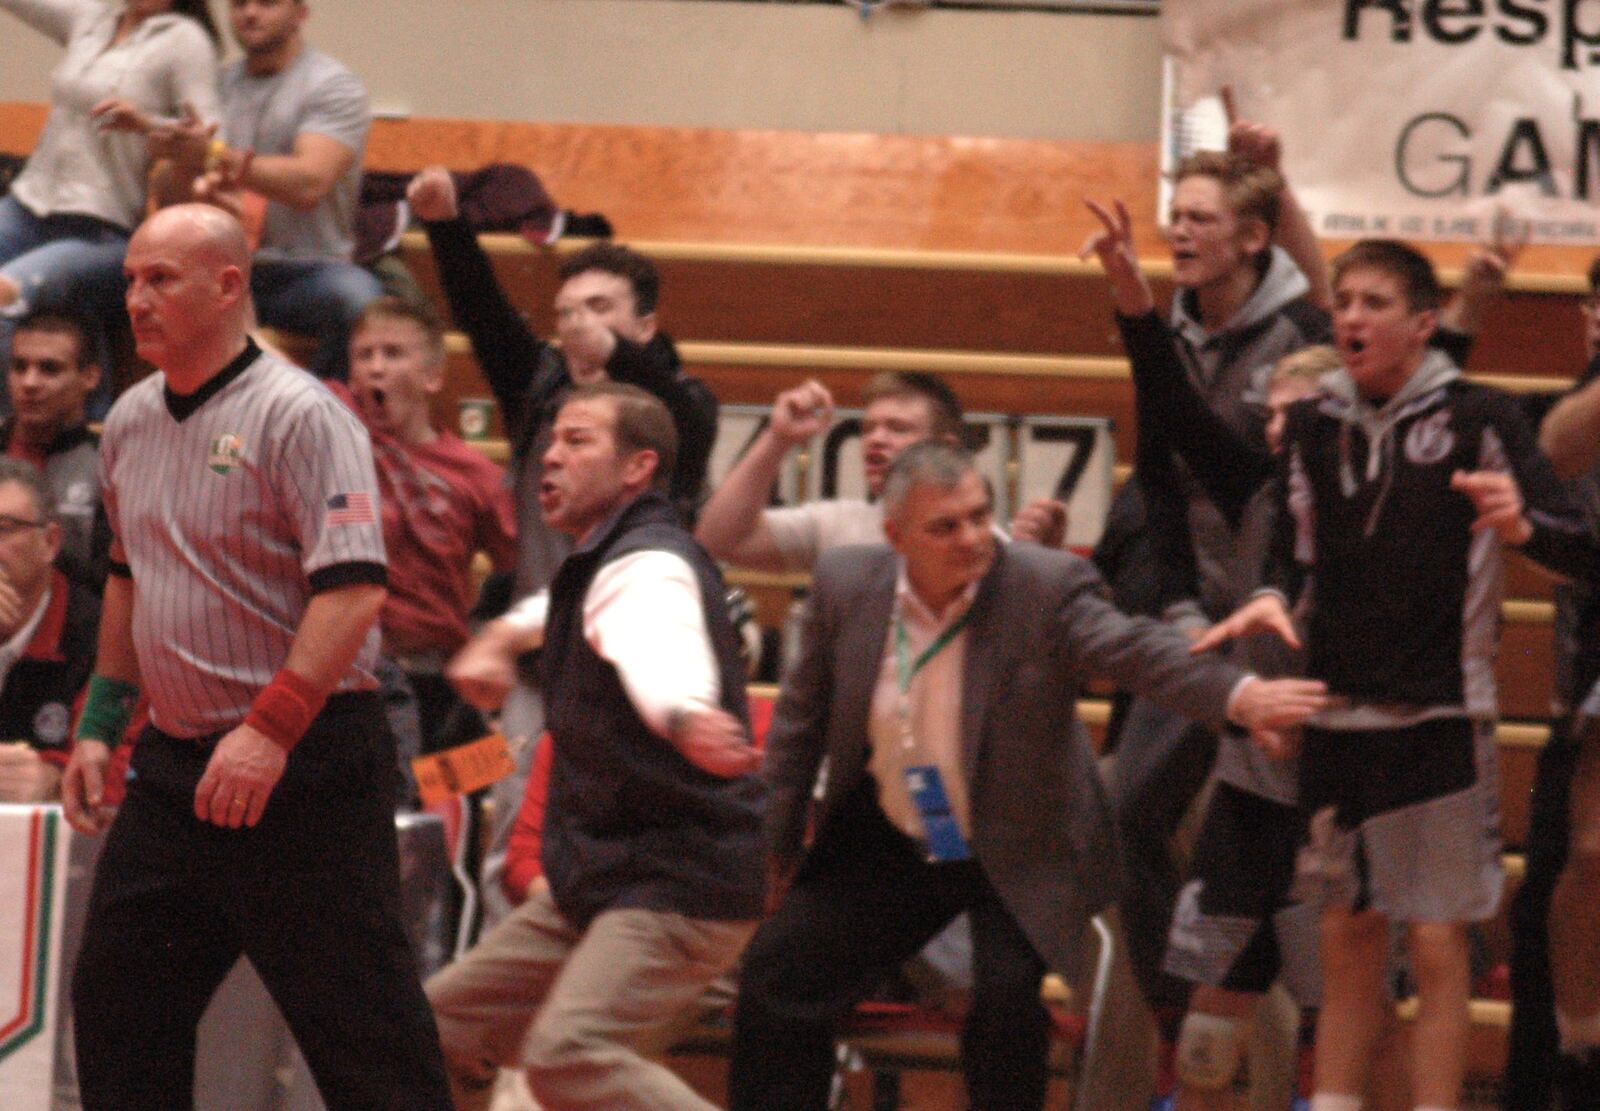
left=1292, top=718, right=1502, bottom=924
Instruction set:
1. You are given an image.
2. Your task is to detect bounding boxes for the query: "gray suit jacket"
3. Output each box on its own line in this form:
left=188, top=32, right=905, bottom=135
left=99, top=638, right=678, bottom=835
left=764, top=541, right=1248, bottom=977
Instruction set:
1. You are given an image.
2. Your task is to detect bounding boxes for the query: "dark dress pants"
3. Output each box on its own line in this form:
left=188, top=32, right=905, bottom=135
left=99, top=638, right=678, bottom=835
left=730, top=780, right=1051, bottom=1111
left=1110, top=696, right=1217, bottom=1016
left=72, top=694, right=453, bottom=1110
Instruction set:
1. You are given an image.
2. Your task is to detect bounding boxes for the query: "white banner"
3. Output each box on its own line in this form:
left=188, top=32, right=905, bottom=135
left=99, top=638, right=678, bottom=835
left=0, top=805, right=71, bottom=1111
left=1161, top=0, right=1600, bottom=245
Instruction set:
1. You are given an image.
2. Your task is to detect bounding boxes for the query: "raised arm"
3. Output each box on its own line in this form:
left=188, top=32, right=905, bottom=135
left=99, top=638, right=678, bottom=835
left=1117, top=308, right=1275, bottom=522
left=0, top=0, right=78, bottom=45
left=1226, top=112, right=1331, bottom=311
left=408, top=168, right=550, bottom=424
left=695, top=379, right=834, bottom=570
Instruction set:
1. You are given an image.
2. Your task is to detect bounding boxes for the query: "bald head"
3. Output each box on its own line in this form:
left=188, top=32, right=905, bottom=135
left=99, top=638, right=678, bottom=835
left=131, top=204, right=253, bottom=276
left=124, top=205, right=255, bottom=383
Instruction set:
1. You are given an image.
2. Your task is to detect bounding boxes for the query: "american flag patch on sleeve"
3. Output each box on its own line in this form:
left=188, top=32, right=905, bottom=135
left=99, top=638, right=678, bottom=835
left=325, top=491, right=376, bottom=526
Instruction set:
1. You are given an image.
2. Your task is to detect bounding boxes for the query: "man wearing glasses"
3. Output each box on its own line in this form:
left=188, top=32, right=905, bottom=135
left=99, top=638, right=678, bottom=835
left=0, top=457, right=97, bottom=802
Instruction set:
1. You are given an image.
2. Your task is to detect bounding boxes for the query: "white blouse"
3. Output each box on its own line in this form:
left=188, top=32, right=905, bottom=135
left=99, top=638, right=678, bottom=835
left=4, top=0, right=220, bottom=230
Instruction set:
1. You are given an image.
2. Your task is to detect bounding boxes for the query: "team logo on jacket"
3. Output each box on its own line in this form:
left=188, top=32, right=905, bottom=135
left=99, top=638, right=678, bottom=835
left=208, top=433, right=245, bottom=475
left=33, top=702, right=69, bottom=747
left=1404, top=410, right=1454, bottom=466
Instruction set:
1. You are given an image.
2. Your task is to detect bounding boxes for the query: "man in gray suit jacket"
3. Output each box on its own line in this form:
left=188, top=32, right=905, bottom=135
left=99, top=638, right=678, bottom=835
left=727, top=442, right=1329, bottom=1110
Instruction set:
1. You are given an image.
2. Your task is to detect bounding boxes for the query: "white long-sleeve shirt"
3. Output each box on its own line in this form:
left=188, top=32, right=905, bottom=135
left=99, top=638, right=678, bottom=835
left=500, top=550, right=720, bottom=739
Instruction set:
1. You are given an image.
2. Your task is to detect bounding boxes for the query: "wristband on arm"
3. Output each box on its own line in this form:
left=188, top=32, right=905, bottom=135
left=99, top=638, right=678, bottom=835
left=244, top=669, right=326, bottom=753
left=76, top=675, right=140, bottom=745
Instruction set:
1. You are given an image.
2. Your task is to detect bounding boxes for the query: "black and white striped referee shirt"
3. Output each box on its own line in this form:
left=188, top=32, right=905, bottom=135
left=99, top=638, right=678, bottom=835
left=100, top=340, right=387, bottom=738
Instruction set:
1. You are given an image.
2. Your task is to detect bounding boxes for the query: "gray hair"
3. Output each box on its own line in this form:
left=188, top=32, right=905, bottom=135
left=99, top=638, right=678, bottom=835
left=880, top=441, right=978, bottom=520
left=0, top=457, right=52, bottom=522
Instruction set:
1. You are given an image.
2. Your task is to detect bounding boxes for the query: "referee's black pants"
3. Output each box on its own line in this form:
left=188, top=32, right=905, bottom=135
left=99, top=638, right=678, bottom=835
left=729, top=779, right=1052, bottom=1111
left=72, top=693, right=453, bottom=1110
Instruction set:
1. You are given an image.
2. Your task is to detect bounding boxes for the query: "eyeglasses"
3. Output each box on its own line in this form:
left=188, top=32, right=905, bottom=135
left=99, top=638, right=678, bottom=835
left=0, top=515, right=45, bottom=539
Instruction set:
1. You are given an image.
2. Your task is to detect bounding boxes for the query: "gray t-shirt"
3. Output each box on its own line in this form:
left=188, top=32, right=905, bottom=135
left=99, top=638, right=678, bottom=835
left=764, top=499, right=885, bottom=572
left=221, top=46, right=369, bottom=263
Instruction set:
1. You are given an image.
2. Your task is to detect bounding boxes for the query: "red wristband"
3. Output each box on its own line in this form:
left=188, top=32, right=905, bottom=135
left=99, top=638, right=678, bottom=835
left=245, top=669, right=325, bottom=752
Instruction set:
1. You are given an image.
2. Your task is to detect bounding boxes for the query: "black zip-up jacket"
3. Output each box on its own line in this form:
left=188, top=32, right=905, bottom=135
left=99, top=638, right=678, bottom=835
left=422, top=217, right=718, bottom=598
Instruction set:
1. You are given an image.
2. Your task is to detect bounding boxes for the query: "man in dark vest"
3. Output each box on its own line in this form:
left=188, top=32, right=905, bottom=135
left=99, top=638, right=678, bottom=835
left=434, top=382, right=764, bottom=1111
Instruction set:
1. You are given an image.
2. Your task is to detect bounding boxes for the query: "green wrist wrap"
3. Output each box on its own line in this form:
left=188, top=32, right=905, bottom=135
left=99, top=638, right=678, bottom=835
left=76, top=675, right=140, bottom=745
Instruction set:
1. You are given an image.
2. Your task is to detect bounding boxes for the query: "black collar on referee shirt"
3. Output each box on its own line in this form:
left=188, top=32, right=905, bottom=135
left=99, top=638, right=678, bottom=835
left=164, top=338, right=262, bottom=422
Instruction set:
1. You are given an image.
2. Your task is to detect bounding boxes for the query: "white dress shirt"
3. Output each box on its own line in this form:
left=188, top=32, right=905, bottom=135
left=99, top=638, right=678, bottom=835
left=499, top=550, right=721, bottom=738
left=866, top=567, right=977, bottom=847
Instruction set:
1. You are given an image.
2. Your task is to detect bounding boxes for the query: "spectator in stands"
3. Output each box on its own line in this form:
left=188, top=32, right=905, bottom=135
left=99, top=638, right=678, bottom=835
left=1091, top=191, right=1520, bottom=1111
left=1526, top=255, right=1600, bottom=1106
left=727, top=441, right=1330, bottom=1111
left=340, top=295, right=516, bottom=768
left=695, top=372, right=1066, bottom=573
left=1081, top=128, right=1333, bottom=1102
left=0, top=457, right=98, bottom=802
left=0, top=0, right=220, bottom=403
left=433, top=383, right=762, bottom=1111
left=1194, top=239, right=1593, bottom=1111
left=1135, top=344, right=1336, bottom=1111
left=407, top=164, right=719, bottom=924
left=5, top=308, right=108, bottom=589
left=137, top=0, right=379, bottom=379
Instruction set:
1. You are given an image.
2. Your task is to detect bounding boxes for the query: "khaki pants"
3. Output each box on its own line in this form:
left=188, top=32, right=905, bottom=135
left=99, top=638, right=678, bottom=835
left=426, top=885, right=756, bottom=1111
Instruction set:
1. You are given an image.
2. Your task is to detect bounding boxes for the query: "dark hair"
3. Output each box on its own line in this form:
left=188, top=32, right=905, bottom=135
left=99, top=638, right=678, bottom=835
left=353, top=295, right=445, bottom=356
left=565, top=382, right=678, bottom=491
left=1588, top=254, right=1600, bottom=296
left=861, top=371, right=965, bottom=442
left=1331, top=239, right=1443, bottom=313
left=0, top=457, right=53, bottom=523
left=1173, top=150, right=1284, bottom=234
left=558, top=243, right=660, bottom=316
left=171, top=0, right=223, bottom=51
left=12, top=309, right=94, bottom=369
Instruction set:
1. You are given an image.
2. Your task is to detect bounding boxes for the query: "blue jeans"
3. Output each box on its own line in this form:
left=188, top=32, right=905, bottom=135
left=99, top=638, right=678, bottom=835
left=0, top=195, right=129, bottom=418
left=0, top=194, right=130, bottom=300
left=251, top=257, right=383, bottom=380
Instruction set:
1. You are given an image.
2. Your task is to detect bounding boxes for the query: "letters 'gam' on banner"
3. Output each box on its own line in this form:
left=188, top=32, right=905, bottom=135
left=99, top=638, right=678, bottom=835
left=1161, top=0, right=1600, bottom=245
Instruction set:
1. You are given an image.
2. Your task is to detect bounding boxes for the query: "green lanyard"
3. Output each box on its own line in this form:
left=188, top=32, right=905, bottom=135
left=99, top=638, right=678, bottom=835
left=894, top=609, right=972, bottom=696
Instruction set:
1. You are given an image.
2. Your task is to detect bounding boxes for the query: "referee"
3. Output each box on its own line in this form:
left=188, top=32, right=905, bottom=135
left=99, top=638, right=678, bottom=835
left=60, top=205, right=451, bottom=1109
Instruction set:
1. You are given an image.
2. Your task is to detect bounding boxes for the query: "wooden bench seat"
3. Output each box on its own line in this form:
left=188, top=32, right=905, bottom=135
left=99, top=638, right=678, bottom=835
left=401, top=231, right=1595, bottom=380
